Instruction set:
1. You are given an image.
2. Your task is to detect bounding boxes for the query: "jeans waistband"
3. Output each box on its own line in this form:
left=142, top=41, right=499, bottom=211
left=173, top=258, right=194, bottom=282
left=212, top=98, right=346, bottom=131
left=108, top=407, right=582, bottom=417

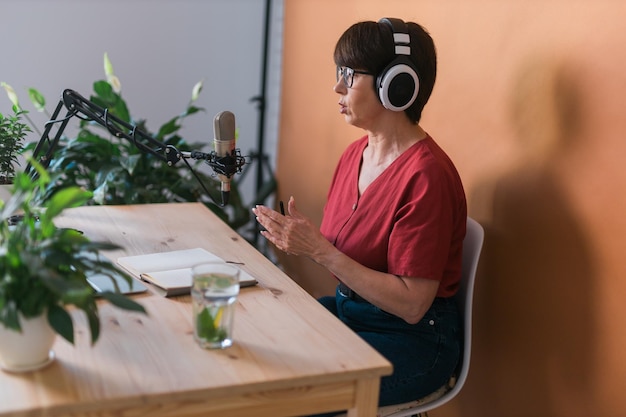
left=337, top=283, right=456, bottom=309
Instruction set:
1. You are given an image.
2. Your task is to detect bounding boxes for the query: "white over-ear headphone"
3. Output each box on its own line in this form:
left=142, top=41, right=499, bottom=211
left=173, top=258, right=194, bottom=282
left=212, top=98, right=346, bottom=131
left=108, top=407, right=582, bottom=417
left=377, top=18, right=420, bottom=112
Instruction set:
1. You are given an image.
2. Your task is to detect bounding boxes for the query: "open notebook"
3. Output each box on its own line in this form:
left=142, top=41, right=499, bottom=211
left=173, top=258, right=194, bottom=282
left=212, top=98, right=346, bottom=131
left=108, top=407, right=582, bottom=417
left=79, top=250, right=149, bottom=295
left=116, top=248, right=257, bottom=297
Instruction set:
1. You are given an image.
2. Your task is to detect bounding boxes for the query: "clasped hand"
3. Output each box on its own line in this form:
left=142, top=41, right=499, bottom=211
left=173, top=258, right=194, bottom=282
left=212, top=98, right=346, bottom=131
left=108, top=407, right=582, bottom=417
left=252, top=196, right=330, bottom=260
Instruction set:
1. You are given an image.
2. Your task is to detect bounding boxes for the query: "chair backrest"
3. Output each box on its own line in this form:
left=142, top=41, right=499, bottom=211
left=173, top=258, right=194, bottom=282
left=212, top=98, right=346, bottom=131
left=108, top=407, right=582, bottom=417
left=424, top=217, right=484, bottom=410
left=452, top=217, right=484, bottom=391
left=385, top=217, right=484, bottom=417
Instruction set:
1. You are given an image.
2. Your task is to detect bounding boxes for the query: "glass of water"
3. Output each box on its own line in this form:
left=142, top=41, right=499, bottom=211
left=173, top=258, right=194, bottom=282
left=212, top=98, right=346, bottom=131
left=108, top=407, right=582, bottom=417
left=191, top=262, right=240, bottom=349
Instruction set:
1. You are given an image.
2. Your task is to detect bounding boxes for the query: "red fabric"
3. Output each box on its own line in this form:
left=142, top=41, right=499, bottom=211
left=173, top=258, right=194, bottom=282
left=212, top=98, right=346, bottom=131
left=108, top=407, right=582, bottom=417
left=320, top=135, right=467, bottom=298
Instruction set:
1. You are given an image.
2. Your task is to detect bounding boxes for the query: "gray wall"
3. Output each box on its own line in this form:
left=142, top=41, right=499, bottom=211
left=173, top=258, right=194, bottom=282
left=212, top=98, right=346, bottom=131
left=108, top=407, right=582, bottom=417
left=1, top=0, right=283, bottom=205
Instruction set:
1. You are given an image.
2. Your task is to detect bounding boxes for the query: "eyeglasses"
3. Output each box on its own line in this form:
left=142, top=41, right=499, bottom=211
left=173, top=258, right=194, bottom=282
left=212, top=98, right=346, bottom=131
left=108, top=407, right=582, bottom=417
left=336, top=66, right=372, bottom=88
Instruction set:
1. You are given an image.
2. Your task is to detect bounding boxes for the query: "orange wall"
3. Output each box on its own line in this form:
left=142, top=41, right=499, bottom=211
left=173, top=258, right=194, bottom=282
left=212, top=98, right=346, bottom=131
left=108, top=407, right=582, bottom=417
left=276, top=1, right=626, bottom=416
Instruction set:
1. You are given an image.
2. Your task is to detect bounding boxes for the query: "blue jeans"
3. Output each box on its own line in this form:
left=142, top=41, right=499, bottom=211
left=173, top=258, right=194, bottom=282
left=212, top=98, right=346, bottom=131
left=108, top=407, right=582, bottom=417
left=308, top=286, right=461, bottom=417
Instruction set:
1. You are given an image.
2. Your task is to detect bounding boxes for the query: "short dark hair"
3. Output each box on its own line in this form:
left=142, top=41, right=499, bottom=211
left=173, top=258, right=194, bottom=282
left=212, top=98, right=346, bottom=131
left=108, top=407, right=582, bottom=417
left=333, top=19, right=437, bottom=124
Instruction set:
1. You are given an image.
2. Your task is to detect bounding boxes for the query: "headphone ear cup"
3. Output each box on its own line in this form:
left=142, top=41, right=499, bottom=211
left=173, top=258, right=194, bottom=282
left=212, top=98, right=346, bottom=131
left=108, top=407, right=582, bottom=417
left=377, top=57, right=419, bottom=112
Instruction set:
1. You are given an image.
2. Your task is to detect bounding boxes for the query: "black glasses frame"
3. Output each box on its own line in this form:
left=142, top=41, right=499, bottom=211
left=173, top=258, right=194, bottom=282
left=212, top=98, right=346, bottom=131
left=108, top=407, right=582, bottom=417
left=336, top=66, right=372, bottom=88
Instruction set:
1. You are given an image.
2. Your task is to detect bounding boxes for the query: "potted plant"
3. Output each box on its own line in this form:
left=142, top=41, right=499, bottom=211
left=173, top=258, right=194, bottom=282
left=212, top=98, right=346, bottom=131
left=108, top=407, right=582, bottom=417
left=8, top=55, right=257, bottom=239
left=0, top=105, right=29, bottom=186
left=21, top=54, right=249, bottom=228
left=1, top=82, right=34, bottom=205
left=0, top=159, right=146, bottom=372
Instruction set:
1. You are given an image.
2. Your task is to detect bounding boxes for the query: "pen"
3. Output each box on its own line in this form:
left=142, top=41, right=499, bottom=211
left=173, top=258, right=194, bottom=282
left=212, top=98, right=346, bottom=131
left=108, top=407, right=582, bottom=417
left=279, top=200, right=285, bottom=215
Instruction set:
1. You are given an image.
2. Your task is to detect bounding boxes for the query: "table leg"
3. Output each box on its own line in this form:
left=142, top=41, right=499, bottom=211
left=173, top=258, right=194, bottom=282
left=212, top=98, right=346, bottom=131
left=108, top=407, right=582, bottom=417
left=346, top=377, right=381, bottom=417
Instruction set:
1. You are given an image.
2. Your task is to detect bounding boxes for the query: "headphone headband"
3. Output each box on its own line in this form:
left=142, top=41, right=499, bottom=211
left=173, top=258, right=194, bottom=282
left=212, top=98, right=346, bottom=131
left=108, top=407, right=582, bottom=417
left=376, top=18, right=420, bottom=112
left=379, top=18, right=411, bottom=55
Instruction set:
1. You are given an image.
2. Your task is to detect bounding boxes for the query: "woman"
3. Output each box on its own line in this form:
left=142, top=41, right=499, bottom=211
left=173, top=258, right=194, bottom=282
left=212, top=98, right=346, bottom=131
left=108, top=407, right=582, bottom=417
left=252, top=18, right=467, bottom=413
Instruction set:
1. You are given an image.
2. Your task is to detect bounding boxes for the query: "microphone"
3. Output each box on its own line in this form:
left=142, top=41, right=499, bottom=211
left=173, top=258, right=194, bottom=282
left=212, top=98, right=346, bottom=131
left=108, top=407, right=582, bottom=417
left=178, top=110, right=244, bottom=206
left=213, top=111, right=237, bottom=206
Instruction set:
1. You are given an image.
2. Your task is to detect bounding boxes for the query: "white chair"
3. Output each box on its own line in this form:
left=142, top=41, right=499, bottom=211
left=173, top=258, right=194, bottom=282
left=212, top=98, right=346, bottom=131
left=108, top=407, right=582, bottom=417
left=376, top=216, right=485, bottom=417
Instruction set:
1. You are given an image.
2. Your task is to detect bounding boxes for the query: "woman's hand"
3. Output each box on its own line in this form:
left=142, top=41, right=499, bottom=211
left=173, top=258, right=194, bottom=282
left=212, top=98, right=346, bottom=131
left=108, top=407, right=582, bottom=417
left=252, top=196, right=334, bottom=261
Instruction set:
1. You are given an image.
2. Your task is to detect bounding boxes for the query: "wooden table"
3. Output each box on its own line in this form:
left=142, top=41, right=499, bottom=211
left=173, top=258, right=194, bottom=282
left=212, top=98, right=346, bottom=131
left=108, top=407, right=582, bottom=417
left=0, top=203, right=392, bottom=417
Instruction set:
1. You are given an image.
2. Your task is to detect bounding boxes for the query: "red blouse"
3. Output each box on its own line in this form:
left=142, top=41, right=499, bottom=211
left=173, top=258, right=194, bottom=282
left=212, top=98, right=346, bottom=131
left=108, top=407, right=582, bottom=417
left=319, top=135, right=467, bottom=298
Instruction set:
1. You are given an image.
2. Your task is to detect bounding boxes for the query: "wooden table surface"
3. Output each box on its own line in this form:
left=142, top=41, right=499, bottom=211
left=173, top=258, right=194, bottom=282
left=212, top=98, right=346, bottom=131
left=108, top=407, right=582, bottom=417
left=0, top=202, right=392, bottom=417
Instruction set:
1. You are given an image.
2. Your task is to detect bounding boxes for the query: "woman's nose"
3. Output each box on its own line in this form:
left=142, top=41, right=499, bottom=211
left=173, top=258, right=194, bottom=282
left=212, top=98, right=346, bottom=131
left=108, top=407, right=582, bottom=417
left=333, top=78, right=346, bottom=94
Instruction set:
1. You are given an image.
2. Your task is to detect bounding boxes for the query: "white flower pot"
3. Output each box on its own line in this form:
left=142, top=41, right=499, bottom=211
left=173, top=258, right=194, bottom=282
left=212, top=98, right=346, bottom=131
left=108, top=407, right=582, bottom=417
left=0, top=313, right=56, bottom=372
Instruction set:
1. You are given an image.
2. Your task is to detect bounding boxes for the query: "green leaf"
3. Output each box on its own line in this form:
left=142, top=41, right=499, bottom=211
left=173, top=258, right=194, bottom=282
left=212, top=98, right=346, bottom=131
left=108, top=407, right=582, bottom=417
left=156, top=117, right=181, bottom=138
left=93, top=80, right=116, bottom=102
left=196, top=307, right=216, bottom=339
left=0, top=302, right=20, bottom=332
left=27, top=88, right=46, bottom=112
left=47, top=304, right=74, bottom=344
left=45, top=187, right=92, bottom=219
left=99, top=291, right=147, bottom=314
left=91, top=81, right=129, bottom=122
left=182, top=105, right=203, bottom=117
left=85, top=305, right=100, bottom=345
left=195, top=307, right=228, bottom=343
left=111, top=95, right=130, bottom=122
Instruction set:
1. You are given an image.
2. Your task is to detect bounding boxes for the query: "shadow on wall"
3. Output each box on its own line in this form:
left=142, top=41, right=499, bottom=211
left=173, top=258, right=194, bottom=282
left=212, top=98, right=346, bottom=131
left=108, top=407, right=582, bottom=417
left=466, top=54, right=596, bottom=417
